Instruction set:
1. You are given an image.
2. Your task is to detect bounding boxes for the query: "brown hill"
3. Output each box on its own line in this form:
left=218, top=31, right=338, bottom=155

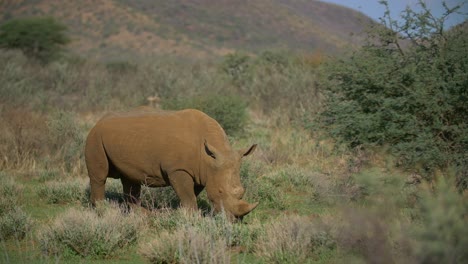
left=0, top=0, right=375, bottom=59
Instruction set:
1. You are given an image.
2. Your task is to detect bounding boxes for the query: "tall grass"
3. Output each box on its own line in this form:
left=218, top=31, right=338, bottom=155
left=0, top=49, right=321, bottom=118
left=0, top=108, right=49, bottom=170
left=0, top=107, right=85, bottom=174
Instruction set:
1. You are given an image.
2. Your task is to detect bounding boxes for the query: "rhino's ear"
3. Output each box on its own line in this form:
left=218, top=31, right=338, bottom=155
left=204, top=140, right=217, bottom=159
left=241, top=144, right=257, bottom=158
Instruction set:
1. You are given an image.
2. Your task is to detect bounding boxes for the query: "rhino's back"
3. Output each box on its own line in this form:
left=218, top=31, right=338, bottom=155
left=90, top=109, right=226, bottom=179
left=96, top=108, right=207, bottom=155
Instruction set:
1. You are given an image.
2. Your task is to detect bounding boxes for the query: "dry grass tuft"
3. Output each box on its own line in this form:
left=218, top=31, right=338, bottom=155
left=0, top=108, right=49, bottom=171
left=255, top=215, right=335, bottom=263
left=0, top=174, right=33, bottom=240
left=142, top=208, right=263, bottom=263
left=37, top=178, right=87, bottom=204
left=141, top=226, right=230, bottom=264
left=38, top=203, right=145, bottom=258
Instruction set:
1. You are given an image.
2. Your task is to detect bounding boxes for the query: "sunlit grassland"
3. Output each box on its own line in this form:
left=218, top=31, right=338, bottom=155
left=1, top=46, right=466, bottom=263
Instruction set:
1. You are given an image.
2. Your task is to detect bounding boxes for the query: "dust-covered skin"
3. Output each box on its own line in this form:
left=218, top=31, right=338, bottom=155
left=85, top=108, right=258, bottom=218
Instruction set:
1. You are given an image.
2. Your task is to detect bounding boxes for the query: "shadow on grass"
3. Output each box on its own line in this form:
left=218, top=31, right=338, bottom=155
left=83, top=185, right=213, bottom=213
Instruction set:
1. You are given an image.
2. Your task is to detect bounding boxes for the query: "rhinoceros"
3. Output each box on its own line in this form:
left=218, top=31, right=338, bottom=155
left=84, top=108, right=258, bottom=218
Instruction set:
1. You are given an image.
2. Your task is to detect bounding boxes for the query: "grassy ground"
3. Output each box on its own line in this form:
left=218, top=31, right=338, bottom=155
left=1, top=50, right=466, bottom=263
left=0, top=111, right=350, bottom=263
left=0, top=112, right=416, bottom=263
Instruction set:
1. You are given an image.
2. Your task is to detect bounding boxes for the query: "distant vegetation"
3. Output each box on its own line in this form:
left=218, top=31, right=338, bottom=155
left=0, top=17, right=69, bottom=63
left=0, top=1, right=467, bottom=263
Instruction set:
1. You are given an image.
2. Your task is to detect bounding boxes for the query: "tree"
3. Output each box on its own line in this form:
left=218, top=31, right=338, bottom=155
left=0, top=17, right=70, bottom=62
left=317, top=1, right=467, bottom=188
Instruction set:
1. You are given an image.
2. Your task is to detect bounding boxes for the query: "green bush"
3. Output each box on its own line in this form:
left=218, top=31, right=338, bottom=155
left=413, top=177, right=468, bottom=263
left=162, top=94, right=248, bottom=136
left=317, top=1, right=467, bottom=186
left=0, top=17, right=69, bottom=63
left=38, top=204, right=144, bottom=258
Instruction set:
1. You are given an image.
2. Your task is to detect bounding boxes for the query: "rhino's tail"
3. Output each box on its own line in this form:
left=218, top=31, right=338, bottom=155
left=84, top=127, right=109, bottom=205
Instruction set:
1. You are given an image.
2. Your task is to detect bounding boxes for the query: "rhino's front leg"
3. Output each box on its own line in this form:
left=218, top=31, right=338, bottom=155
left=168, top=171, right=198, bottom=210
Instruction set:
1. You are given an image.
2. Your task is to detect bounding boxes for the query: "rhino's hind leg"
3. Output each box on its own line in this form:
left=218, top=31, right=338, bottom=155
left=169, top=171, right=197, bottom=210
left=85, top=133, right=109, bottom=206
left=121, top=177, right=142, bottom=206
left=90, top=178, right=107, bottom=205
left=194, top=185, right=205, bottom=197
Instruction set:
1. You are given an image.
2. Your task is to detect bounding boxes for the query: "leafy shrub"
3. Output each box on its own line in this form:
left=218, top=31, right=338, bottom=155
left=38, top=204, right=144, bottom=258
left=317, top=1, right=468, bottom=186
left=162, top=94, right=248, bottom=136
left=0, top=17, right=69, bottom=63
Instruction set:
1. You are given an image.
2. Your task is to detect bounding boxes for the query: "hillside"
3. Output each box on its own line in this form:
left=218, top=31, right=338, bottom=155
left=0, top=0, right=374, bottom=59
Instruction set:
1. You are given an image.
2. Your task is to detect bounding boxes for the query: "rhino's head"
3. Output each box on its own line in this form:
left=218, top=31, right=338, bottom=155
left=203, top=141, right=258, bottom=219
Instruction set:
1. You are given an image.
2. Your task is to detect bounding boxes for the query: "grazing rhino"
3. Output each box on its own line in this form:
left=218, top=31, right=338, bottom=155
left=85, top=108, right=258, bottom=219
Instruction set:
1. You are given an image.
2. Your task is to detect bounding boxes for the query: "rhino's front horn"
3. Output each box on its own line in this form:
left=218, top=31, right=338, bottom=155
left=230, top=200, right=259, bottom=218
